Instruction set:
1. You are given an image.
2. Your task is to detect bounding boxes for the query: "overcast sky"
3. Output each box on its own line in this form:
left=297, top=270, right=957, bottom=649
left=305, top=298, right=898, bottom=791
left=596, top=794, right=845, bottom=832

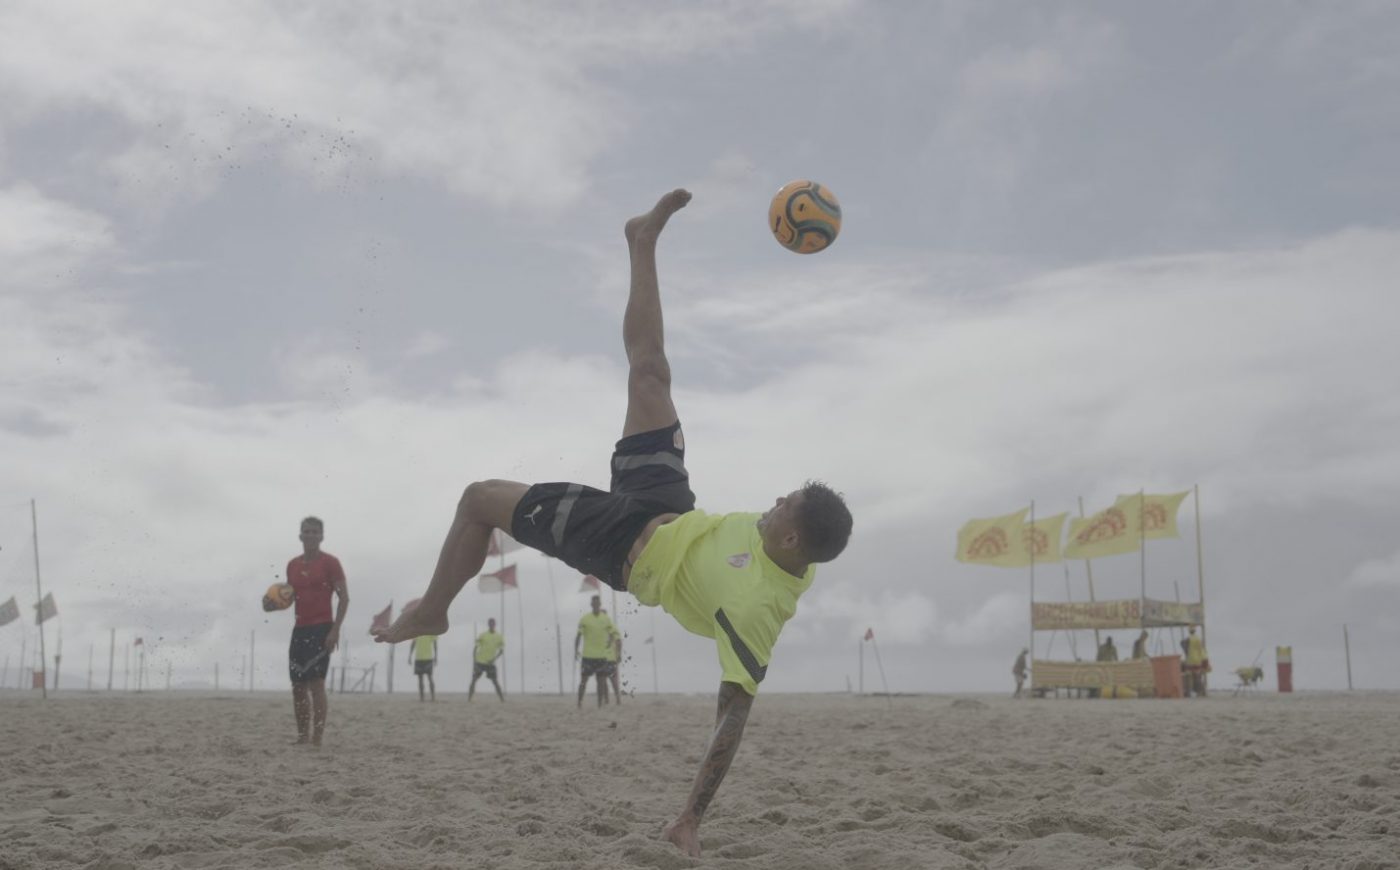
left=2, top=1, right=1398, bottom=696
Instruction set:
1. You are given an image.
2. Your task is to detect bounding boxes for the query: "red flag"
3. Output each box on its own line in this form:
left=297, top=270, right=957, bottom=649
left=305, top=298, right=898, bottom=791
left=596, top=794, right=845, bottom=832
left=134, top=637, right=144, bottom=647
left=486, top=530, right=524, bottom=558
left=863, top=628, right=874, bottom=642
left=479, top=565, right=518, bottom=594
left=578, top=575, right=602, bottom=594
left=369, top=603, right=392, bottom=634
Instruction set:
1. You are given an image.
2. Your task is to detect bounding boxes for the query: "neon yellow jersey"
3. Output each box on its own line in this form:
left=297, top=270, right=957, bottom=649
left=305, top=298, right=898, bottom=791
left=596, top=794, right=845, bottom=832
left=628, top=510, right=815, bottom=695
left=474, top=630, right=504, bottom=665
left=577, top=612, right=617, bottom=659
left=411, top=635, right=436, bottom=661
left=1186, top=635, right=1207, bottom=666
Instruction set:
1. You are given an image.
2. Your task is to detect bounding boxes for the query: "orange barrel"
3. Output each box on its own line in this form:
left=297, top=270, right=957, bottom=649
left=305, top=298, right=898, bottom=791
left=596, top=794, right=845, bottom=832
left=1150, top=654, right=1183, bottom=698
left=1276, top=646, right=1293, bottom=693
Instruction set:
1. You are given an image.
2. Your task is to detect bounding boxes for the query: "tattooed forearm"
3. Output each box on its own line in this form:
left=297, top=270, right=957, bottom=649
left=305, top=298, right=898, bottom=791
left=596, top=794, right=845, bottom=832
left=684, top=682, right=754, bottom=821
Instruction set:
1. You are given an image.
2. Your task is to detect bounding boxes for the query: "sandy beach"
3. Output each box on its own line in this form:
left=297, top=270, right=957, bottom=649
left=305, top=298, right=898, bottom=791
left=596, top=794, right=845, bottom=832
left=2, top=690, right=1397, bottom=870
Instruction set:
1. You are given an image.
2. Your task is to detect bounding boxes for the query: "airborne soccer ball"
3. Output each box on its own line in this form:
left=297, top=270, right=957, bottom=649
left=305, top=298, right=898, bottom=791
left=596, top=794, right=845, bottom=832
left=768, top=180, right=842, bottom=254
left=263, top=583, right=295, bottom=611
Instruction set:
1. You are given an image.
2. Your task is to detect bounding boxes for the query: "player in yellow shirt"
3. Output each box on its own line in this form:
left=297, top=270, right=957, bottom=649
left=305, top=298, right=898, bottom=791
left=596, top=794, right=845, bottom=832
left=374, top=189, right=853, bottom=857
left=575, top=596, right=619, bottom=708
left=409, top=634, right=437, bottom=702
left=468, top=617, right=505, bottom=702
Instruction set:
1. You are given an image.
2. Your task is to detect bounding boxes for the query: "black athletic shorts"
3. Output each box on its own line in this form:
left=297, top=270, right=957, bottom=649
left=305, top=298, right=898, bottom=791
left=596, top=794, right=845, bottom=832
left=472, top=661, right=498, bottom=681
left=289, top=623, right=333, bottom=684
left=414, top=659, right=434, bottom=676
left=580, top=657, right=615, bottom=678
left=511, top=421, right=696, bottom=590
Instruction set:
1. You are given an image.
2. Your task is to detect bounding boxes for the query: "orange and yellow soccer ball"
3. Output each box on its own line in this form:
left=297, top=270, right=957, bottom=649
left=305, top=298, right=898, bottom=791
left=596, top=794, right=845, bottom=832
left=768, top=180, right=842, bottom=254
left=263, top=583, right=296, bottom=611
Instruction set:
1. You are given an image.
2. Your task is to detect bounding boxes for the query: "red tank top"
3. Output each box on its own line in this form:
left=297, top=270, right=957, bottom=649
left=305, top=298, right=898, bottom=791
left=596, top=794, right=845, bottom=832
left=287, top=551, right=344, bottom=627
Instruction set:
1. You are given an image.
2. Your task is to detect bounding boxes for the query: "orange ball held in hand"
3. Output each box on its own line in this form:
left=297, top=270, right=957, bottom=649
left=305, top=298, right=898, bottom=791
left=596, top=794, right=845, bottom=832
left=262, top=582, right=296, bottom=612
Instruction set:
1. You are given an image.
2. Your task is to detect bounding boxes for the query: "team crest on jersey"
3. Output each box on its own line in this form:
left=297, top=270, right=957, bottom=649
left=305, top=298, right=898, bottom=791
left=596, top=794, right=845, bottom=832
left=673, top=428, right=685, bottom=451
left=727, top=553, right=751, bottom=569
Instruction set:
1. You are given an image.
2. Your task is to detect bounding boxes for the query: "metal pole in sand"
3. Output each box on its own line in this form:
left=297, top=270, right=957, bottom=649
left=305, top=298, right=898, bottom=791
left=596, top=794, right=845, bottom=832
left=1028, top=501, right=1036, bottom=677
left=1344, top=624, right=1353, bottom=690
left=1194, top=485, right=1207, bottom=645
left=519, top=585, right=527, bottom=696
left=107, top=628, right=114, bottom=691
left=30, top=500, right=47, bottom=699
left=1077, top=497, right=1101, bottom=653
left=870, top=636, right=892, bottom=708
left=545, top=559, right=564, bottom=695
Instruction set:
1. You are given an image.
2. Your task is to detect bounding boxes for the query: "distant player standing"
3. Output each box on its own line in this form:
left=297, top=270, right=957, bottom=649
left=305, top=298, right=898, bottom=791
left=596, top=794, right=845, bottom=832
left=575, top=595, right=618, bottom=708
left=281, top=516, right=348, bottom=747
left=410, top=634, right=438, bottom=702
left=468, top=618, right=506, bottom=702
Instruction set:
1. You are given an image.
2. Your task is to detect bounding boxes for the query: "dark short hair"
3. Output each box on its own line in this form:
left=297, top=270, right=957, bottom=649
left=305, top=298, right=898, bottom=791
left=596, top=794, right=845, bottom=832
left=301, top=516, right=324, bottom=531
left=795, top=481, right=852, bottom=564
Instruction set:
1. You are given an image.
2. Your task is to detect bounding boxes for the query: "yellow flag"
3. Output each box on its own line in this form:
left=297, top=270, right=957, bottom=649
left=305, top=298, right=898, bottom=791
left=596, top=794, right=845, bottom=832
left=955, top=508, right=1029, bottom=567
left=1018, top=512, right=1066, bottom=565
left=1064, top=503, right=1140, bottom=559
left=1113, top=491, right=1189, bottom=540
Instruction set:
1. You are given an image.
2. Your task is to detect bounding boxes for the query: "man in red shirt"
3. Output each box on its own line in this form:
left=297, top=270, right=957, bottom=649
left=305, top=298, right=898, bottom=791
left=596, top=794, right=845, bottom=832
left=276, top=516, right=349, bottom=746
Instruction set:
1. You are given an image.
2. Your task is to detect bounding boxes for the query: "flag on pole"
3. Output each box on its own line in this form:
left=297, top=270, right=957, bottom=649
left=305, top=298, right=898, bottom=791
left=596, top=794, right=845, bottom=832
left=864, top=627, right=874, bottom=641
left=954, top=508, right=1030, bottom=567
left=486, top=530, right=524, bottom=557
left=0, top=596, right=18, bottom=627
left=369, top=603, right=392, bottom=634
left=1064, top=502, right=1140, bottom=559
left=578, top=574, right=602, bottom=594
left=479, top=564, right=518, bottom=594
left=34, top=592, right=57, bottom=625
left=1019, top=512, right=1068, bottom=565
left=1113, top=491, right=1189, bottom=540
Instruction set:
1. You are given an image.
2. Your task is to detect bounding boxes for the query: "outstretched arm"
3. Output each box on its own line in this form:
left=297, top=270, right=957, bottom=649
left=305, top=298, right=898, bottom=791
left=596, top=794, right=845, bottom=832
left=662, top=681, right=753, bottom=857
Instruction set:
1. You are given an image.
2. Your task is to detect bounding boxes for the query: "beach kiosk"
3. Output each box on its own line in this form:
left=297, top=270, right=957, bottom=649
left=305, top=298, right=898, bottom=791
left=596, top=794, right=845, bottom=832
left=1029, top=598, right=1203, bottom=698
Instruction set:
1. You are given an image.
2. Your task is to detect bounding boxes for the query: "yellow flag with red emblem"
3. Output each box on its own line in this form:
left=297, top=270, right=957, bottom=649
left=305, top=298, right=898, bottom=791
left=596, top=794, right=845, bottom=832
left=1064, top=503, right=1140, bottom=560
left=1113, top=491, right=1189, bottom=540
left=955, top=508, right=1030, bottom=567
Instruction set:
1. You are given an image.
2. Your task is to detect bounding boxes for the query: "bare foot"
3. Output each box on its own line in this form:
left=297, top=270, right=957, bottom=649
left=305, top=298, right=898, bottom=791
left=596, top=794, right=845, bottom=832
left=371, top=600, right=448, bottom=644
left=625, top=189, right=692, bottom=246
left=661, top=816, right=702, bottom=857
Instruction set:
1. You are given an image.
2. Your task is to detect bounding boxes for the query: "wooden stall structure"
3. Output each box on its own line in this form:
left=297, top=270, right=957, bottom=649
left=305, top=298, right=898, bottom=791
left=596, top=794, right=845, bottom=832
left=1031, top=598, right=1202, bottom=698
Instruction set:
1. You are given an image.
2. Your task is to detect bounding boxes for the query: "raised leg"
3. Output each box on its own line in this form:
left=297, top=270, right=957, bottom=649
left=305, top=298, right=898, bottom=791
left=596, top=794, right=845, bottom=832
left=621, top=189, right=691, bottom=438
left=373, top=479, right=529, bottom=643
